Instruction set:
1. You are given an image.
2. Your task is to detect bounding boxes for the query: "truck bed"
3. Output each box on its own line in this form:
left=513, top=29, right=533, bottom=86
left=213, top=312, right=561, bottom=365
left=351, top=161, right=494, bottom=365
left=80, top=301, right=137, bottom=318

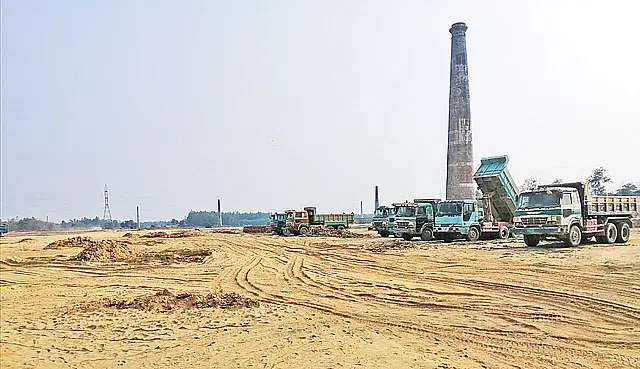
left=473, top=155, right=519, bottom=222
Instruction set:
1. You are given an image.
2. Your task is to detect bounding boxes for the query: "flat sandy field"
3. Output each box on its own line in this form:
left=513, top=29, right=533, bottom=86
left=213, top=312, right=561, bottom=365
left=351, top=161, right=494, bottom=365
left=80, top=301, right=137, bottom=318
left=1, top=228, right=639, bottom=368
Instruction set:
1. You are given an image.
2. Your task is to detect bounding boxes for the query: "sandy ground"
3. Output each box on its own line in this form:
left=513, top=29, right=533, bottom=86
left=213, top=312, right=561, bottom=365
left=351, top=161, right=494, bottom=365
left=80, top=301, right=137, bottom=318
left=1, top=228, right=639, bottom=369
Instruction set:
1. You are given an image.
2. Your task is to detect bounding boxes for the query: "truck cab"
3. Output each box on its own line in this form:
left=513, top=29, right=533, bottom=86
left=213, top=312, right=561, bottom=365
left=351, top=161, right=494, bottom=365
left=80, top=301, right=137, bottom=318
left=372, top=206, right=395, bottom=237
left=270, top=211, right=291, bottom=235
left=282, top=210, right=311, bottom=236
left=434, top=200, right=482, bottom=242
left=392, top=199, right=437, bottom=241
left=0, top=222, right=8, bottom=237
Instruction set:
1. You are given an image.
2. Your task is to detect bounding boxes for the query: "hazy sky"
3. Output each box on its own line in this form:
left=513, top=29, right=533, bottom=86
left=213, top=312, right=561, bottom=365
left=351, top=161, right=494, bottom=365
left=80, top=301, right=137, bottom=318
left=2, top=0, right=639, bottom=221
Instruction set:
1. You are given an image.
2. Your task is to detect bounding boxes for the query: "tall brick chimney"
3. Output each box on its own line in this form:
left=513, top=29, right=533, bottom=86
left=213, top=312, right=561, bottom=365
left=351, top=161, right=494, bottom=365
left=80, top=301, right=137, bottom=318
left=446, top=22, right=475, bottom=200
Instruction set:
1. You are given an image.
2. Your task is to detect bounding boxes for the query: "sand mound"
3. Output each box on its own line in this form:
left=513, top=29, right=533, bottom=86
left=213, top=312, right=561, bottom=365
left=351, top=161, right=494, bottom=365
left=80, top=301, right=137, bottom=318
left=140, top=231, right=169, bottom=239
left=210, top=228, right=241, bottom=235
left=45, top=236, right=102, bottom=250
left=139, top=249, right=212, bottom=263
left=367, top=240, right=417, bottom=253
left=18, top=238, right=35, bottom=243
left=243, top=225, right=273, bottom=233
left=73, top=240, right=141, bottom=262
left=122, top=232, right=139, bottom=238
left=104, top=289, right=259, bottom=312
left=169, top=229, right=204, bottom=238
left=310, top=228, right=370, bottom=238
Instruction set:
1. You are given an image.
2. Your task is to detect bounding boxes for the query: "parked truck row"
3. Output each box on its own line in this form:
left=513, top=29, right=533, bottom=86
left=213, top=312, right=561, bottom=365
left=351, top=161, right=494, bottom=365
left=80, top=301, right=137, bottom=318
left=269, top=155, right=636, bottom=247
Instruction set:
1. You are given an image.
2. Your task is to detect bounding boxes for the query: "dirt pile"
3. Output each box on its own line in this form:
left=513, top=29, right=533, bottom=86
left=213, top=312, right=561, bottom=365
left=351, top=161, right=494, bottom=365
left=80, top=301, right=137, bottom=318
left=122, top=232, right=139, bottom=238
left=243, top=225, right=273, bottom=234
left=367, top=240, right=417, bottom=253
left=139, top=249, right=212, bottom=263
left=169, top=229, right=204, bottom=238
left=104, top=289, right=259, bottom=312
left=210, top=228, right=241, bottom=234
left=310, top=228, right=370, bottom=238
left=73, top=240, right=141, bottom=262
left=45, top=236, right=108, bottom=250
left=17, top=238, right=35, bottom=243
left=140, top=231, right=169, bottom=239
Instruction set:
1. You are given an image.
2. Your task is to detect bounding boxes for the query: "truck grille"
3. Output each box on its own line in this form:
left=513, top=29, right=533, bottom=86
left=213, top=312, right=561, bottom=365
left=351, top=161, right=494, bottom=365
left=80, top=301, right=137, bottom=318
left=397, top=221, right=409, bottom=228
left=522, top=217, right=547, bottom=226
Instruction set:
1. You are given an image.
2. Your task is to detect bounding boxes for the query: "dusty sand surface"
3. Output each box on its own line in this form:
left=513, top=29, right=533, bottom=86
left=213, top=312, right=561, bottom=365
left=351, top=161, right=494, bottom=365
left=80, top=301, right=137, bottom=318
left=1, top=229, right=639, bottom=368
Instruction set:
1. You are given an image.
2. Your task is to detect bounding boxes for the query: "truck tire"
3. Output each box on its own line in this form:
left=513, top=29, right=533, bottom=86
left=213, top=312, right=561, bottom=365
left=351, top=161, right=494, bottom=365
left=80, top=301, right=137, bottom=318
left=466, top=227, right=480, bottom=242
left=337, top=225, right=345, bottom=231
left=402, top=233, right=413, bottom=241
left=564, top=225, right=582, bottom=247
left=615, top=223, right=631, bottom=243
left=379, top=230, right=390, bottom=238
left=603, top=223, right=617, bottom=244
left=299, top=226, right=310, bottom=237
left=327, top=225, right=335, bottom=230
left=524, top=235, right=540, bottom=247
left=420, top=227, right=434, bottom=241
left=498, top=226, right=509, bottom=240
left=281, top=228, right=292, bottom=237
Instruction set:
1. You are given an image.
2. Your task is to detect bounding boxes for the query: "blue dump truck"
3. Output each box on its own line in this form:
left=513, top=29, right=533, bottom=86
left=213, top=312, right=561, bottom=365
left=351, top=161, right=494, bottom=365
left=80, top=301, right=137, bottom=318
left=0, top=222, right=8, bottom=237
left=434, top=155, right=519, bottom=242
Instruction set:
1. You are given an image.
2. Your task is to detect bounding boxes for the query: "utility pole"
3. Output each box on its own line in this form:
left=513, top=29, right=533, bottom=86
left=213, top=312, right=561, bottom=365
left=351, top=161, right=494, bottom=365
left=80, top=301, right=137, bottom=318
left=136, top=206, right=140, bottom=229
left=218, top=199, right=222, bottom=227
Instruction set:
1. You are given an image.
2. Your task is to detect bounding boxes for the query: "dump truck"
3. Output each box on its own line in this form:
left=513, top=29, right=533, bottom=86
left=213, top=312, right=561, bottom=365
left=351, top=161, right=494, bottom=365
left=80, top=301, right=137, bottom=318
left=281, top=207, right=355, bottom=236
left=392, top=199, right=439, bottom=241
left=372, top=206, right=396, bottom=237
left=434, top=155, right=518, bottom=242
left=0, top=222, right=8, bottom=237
left=513, top=182, right=636, bottom=246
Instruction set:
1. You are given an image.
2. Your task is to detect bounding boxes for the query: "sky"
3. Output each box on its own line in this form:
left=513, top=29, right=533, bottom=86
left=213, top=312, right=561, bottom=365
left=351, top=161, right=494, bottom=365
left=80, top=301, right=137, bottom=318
left=1, top=0, right=639, bottom=222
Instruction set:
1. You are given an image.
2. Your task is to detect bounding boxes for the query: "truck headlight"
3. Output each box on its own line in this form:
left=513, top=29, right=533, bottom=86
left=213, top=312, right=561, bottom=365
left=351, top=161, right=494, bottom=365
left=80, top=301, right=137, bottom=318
left=513, top=217, right=521, bottom=223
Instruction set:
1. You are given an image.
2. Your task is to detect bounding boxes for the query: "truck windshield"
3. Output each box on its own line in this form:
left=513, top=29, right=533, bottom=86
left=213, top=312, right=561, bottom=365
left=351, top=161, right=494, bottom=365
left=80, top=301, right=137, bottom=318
left=395, top=206, right=416, bottom=217
left=437, top=202, right=462, bottom=216
left=518, top=191, right=561, bottom=209
left=374, top=208, right=385, bottom=217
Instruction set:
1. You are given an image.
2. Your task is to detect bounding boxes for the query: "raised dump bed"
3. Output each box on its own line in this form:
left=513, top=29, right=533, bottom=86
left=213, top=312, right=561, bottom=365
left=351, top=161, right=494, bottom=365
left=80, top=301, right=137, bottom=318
left=473, top=155, right=519, bottom=222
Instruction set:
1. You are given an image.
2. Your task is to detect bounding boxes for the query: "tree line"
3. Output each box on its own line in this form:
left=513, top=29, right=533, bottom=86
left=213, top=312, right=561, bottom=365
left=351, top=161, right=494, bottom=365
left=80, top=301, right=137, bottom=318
left=520, top=167, right=640, bottom=196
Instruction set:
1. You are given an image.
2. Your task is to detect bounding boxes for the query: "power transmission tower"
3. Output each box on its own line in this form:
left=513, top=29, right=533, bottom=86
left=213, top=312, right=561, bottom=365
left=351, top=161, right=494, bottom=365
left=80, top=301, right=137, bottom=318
left=103, top=184, right=112, bottom=221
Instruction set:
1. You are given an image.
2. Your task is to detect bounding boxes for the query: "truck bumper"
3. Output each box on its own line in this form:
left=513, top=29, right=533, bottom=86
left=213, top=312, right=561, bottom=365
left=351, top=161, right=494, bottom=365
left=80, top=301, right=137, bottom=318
left=512, top=226, right=567, bottom=236
left=393, top=227, right=416, bottom=236
left=434, top=226, right=469, bottom=235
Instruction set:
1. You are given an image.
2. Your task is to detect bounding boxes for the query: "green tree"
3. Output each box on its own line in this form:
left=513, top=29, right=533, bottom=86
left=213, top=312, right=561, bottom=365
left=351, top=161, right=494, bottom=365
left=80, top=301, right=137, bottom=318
left=521, top=177, right=538, bottom=192
left=587, top=167, right=612, bottom=195
left=551, top=178, right=563, bottom=184
left=615, top=183, right=640, bottom=196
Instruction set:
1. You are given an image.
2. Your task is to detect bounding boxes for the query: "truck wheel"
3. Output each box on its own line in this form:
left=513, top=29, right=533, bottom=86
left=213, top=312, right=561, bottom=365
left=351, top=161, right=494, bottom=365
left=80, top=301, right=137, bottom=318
left=379, top=230, right=389, bottom=237
left=615, top=223, right=631, bottom=243
left=281, top=228, right=292, bottom=237
left=337, top=225, right=345, bottom=231
left=564, top=225, right=582, bottom=247
left=402, top=234, right=413, bottom=241
left=603, top=223, right=618, bottom=244
left=466, top=227, right=480, bottom=242
left=498, top=226, right=509, bottom=240
left=327, top=225, right=335, bottom=230
left=524, top=235, right=540, bottom=247
left=420, top=227, right=434, bottom=241
left=299, top=226, right=310, bottom=237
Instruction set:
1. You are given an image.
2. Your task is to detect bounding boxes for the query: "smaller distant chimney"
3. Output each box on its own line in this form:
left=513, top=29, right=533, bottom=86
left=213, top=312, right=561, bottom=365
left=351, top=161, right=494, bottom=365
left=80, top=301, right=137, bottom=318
left=136, top=206, right=140, bottom=229
left=217, top=199, right=222, bottom=227
left=374, top=185, right=379, bottom=211
left=360, top=200, right=363, bottom=216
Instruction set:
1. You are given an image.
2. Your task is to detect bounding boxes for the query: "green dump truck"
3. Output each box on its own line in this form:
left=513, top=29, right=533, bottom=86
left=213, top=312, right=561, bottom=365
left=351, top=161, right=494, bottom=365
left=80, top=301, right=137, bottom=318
left=270, top=211, right=293, bottom=235
left=281, top=207, right=355, bottom=236
left=372, top=206, right=396, bottom=237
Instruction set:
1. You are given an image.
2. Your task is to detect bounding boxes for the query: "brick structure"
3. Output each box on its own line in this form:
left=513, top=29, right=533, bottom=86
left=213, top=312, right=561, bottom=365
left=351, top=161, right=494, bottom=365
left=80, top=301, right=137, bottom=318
left=446, top=22, right=475, bottom=200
